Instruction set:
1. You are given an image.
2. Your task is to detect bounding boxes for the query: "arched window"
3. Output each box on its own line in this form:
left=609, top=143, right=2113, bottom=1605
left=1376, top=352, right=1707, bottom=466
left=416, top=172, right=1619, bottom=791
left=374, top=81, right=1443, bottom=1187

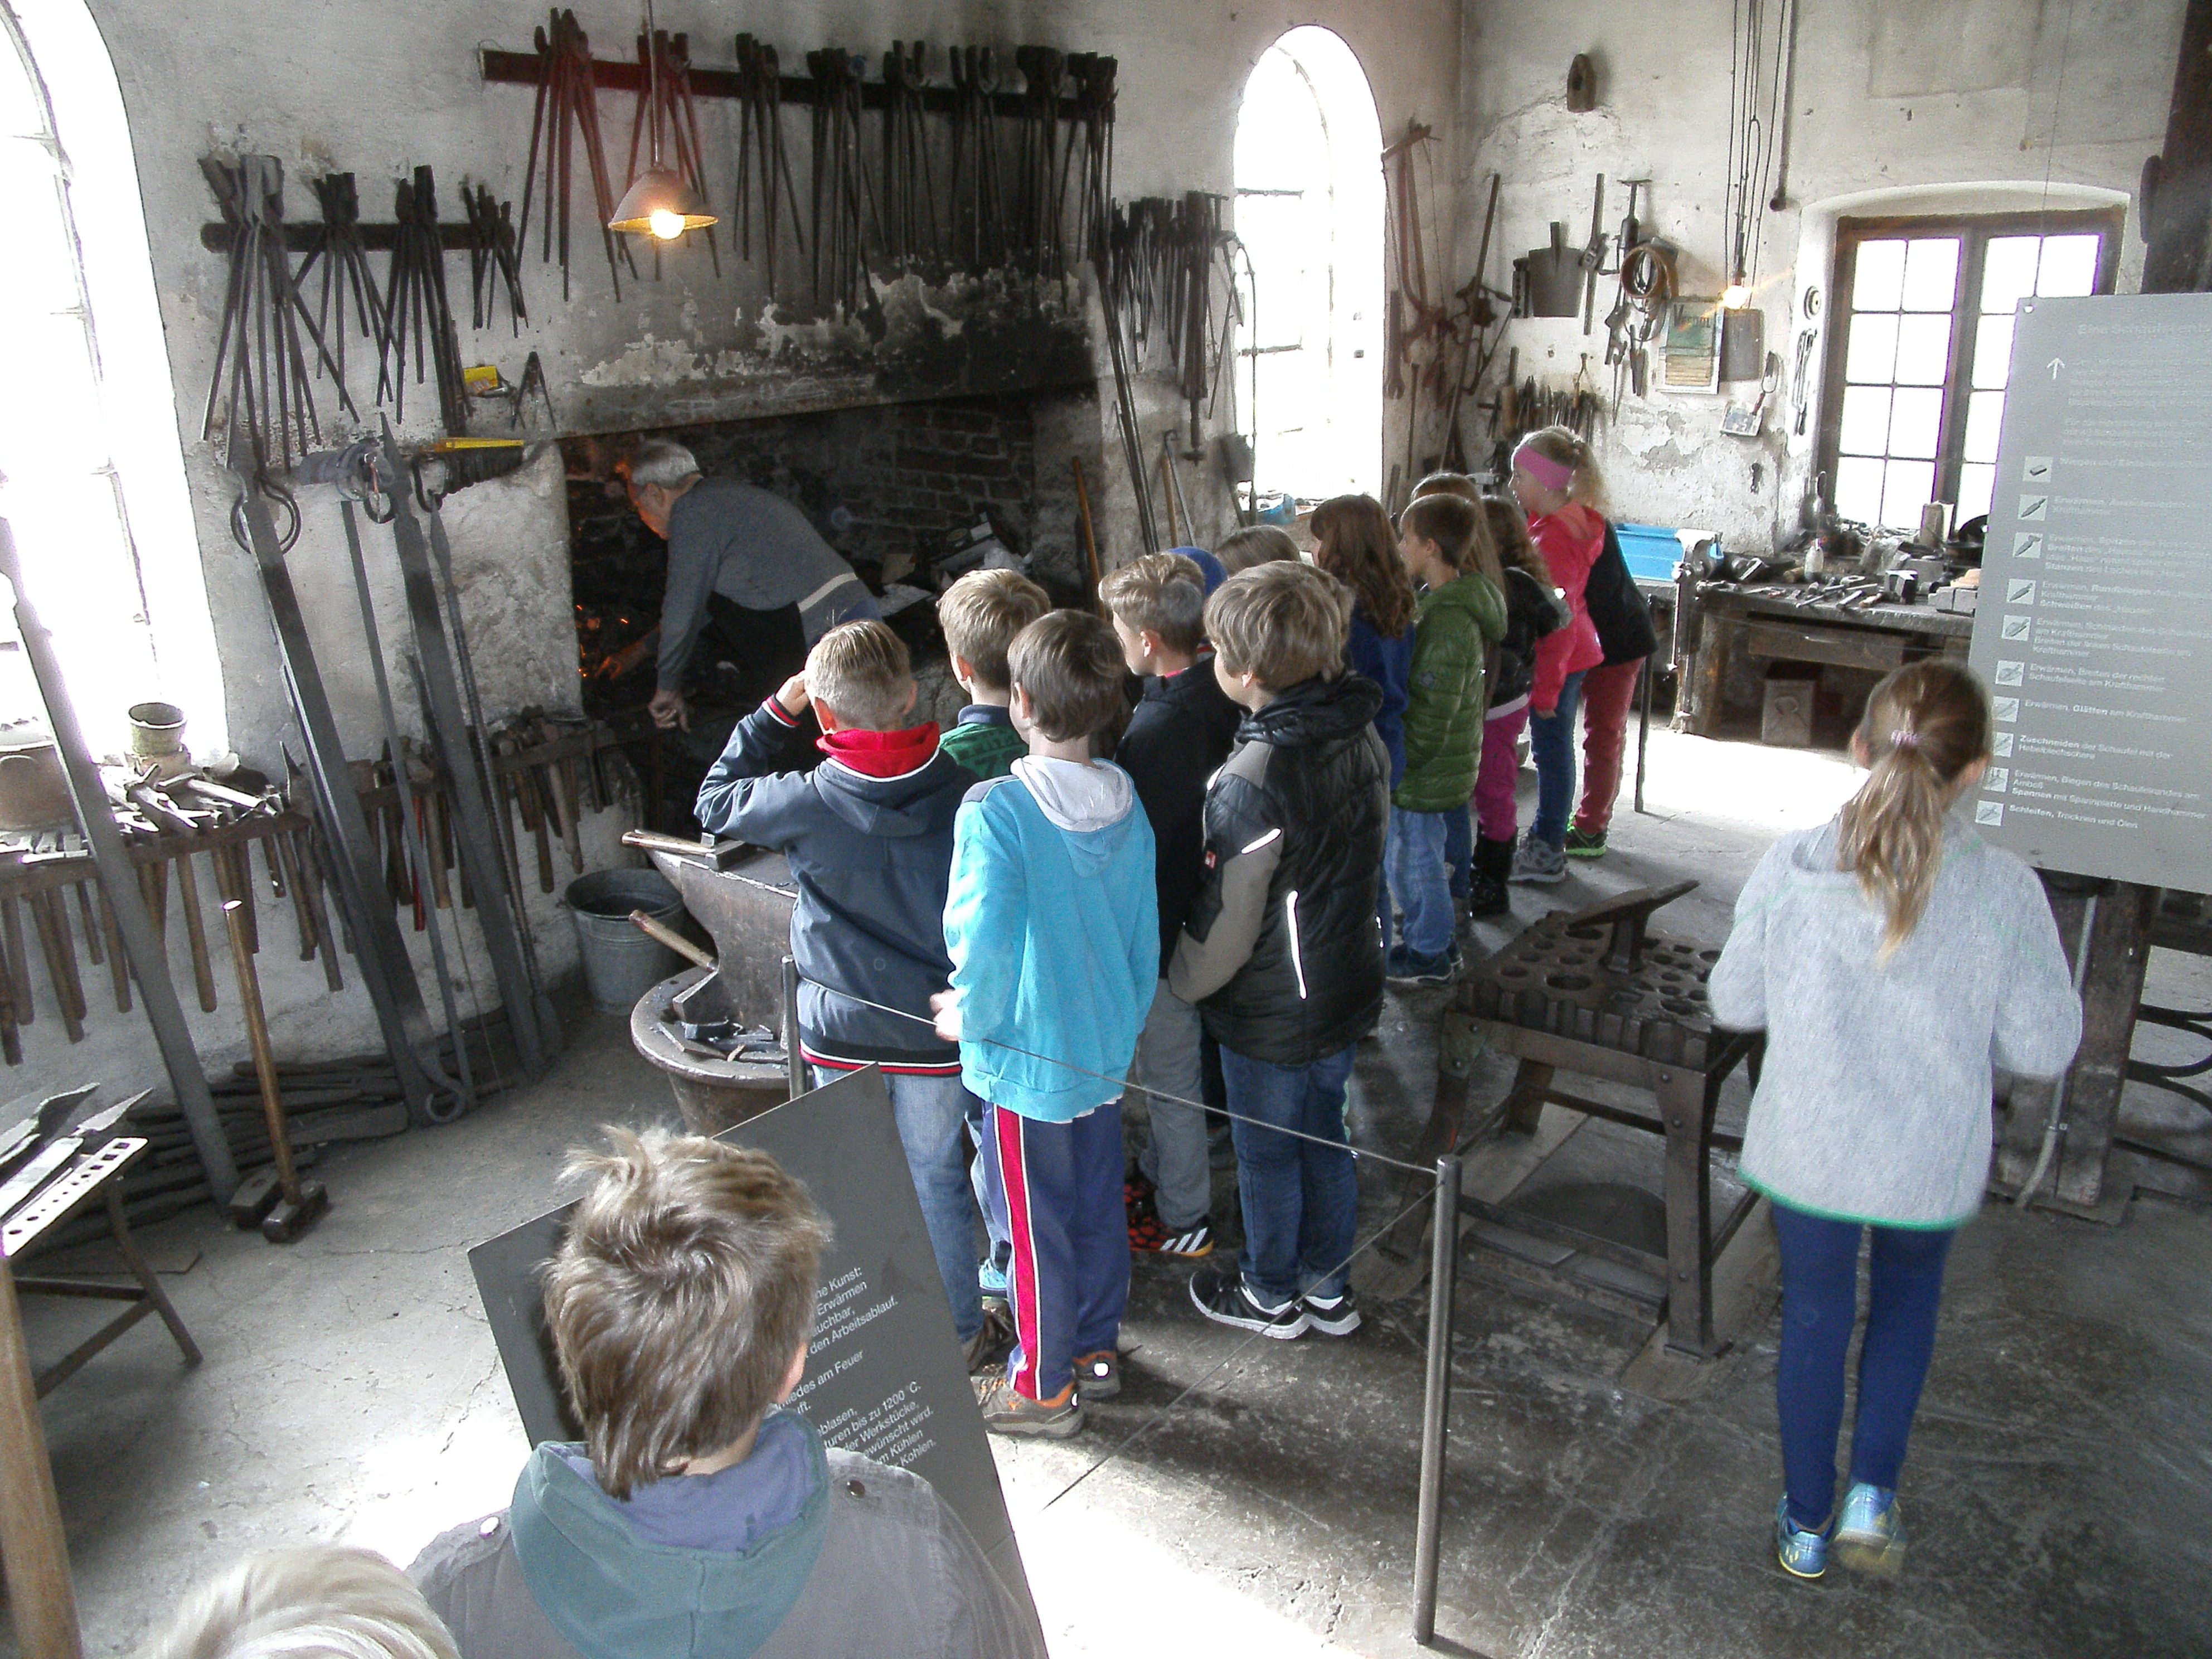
left=1232, top=27, right=1384, bottom=504
left=0, top=0, right=224, bottom=753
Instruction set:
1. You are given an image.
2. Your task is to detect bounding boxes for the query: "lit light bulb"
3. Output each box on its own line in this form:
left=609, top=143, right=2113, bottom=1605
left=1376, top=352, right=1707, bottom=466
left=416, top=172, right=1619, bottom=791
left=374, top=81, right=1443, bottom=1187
left=1721, top=279, right=1753, bottom=311
left=648, top=207, right=685, bottom=241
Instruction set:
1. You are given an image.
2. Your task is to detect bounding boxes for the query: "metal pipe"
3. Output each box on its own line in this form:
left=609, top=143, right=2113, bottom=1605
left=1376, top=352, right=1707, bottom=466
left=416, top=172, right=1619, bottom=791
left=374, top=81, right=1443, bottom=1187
left=628, top=909, right=714, bottom=972
left=220, top=900, right=299, bottom=1205
left=1413, top=1153, right=1463, bottom=1645
left=781, top=955, right=807, bottom=1100
left=2017, top=891, right=2101, bottom=1205
left=0, top=517, right=237, bottom=1202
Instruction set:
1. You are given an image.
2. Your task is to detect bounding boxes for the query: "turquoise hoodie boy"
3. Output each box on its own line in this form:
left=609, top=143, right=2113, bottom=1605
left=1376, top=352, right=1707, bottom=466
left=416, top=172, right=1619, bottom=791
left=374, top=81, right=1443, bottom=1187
left=943, top=756, right=1158, bottom=1118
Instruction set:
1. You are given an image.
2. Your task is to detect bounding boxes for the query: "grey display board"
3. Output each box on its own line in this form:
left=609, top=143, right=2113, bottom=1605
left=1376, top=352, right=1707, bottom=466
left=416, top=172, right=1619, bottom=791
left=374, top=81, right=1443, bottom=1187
left=1966, top=291, right=2212, bottom=890
left=468, top=1066, right=1039, bottom=1628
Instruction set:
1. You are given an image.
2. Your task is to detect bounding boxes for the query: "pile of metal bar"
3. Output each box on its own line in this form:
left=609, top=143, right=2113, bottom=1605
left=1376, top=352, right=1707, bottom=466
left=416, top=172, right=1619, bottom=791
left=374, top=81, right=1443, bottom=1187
left=626, top=27, right=720, bottom=276
left=379, top=166, right=470, bottom=436
left=731, top=35, right=804, bottom=300
left=946, top=47, right=1007, bottom=271
left=805, top=47, right=879, bottom=317
left=201, top=154, right=355, bottom=472
left=519, top=6, right=633, bottom=300
left=297, top=173, right=386, bottom=395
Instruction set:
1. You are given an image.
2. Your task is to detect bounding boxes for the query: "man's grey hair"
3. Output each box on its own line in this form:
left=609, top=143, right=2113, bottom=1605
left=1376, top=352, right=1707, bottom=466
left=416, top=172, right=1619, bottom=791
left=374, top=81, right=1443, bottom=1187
left=629, top=439, right=702, bottom=490
left=135, top=1546, right=459, bottom=1659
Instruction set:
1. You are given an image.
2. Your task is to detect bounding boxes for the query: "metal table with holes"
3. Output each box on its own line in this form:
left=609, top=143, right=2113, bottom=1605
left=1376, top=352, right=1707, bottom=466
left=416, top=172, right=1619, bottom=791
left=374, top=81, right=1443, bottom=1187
left=1457, top=883, right=1763, bottom=1356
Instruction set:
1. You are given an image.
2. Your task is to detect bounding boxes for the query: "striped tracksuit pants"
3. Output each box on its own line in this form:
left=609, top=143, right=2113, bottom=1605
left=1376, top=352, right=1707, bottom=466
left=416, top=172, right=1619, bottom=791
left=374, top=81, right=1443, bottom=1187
left=993, top=1101, right=1129, bottom=1403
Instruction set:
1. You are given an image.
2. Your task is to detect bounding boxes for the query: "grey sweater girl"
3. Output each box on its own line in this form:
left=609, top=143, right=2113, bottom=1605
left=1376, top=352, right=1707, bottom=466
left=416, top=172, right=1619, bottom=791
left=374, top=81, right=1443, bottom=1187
left=1707, top=817, right=2082, bottom=1228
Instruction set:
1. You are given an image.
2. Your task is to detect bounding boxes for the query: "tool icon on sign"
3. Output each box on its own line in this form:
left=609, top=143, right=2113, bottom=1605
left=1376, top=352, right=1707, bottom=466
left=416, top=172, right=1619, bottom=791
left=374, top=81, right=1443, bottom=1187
left=2007, top=579, right=2037, bottom=605
left=1975, top=800, right=2006, bottom=826
left=1992, top=732, right=2015, bottom=757
left=1984, top=767, right=2010, bottom=794
left=2014, top=532, right=2044, bottom=559
left=2022, top=455, right=2052, bottom=482
left=2018, top=495, right=2048, bottom=521
left=1993, top=659, right=2025, bottom=686
left=1992, top=696, right=2020, bottom=722
left=2001, top=614, right=2034, bottom=642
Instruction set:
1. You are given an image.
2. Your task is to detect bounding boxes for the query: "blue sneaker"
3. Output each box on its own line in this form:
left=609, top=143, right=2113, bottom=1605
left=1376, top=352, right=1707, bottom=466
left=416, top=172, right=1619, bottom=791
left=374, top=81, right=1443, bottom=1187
left=978, top=1258, right=1007, bottom=1299
left=1775, top=1496, right=1829, bottom=1580
left=1832, top=1483, right=1907, bottom=1579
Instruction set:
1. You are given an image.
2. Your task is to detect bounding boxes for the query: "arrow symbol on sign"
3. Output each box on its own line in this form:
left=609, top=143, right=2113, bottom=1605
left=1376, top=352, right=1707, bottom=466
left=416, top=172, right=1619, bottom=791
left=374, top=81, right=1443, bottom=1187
left=2048, top=357, right=2066, bottom=379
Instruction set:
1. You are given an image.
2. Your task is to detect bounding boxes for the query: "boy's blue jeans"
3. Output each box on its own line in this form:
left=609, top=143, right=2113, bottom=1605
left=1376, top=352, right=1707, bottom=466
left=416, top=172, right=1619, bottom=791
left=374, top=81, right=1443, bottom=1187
left=1385, top=807, right=1457, bottom=961
left=815, top=1067, right=983, bottom=1345
left=1220, top=1044, right=1360, bottom=1304
left=1770, top=1200, right=1957, bottom=1532
left=1528, top=668, right=1590, bottom=847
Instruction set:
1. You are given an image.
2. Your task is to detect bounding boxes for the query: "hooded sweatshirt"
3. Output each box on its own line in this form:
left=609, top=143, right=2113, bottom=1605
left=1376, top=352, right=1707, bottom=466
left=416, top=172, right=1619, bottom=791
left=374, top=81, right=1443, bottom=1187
left=1708, top=814, right=2083, bottom=1227
left=944, top=757, right=1158, bottom=1120
left=411, top=1413, right=1045, bottom=1659
left=695, top=696, right=977, bottom=1071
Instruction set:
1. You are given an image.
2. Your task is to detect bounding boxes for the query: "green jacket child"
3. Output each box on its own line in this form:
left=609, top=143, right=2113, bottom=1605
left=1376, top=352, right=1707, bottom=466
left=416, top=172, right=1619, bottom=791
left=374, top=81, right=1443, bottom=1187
left=1395, top=502, right=1508, bottom=814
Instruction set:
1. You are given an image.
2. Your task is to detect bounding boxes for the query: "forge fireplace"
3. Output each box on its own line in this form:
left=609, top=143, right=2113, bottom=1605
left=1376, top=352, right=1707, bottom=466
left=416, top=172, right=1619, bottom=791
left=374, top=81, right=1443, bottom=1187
left=562, top=386, right=1100, bottom=829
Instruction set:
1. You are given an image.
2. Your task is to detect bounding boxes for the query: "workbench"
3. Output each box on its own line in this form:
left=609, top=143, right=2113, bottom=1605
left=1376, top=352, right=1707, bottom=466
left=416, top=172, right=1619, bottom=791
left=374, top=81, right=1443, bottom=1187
left=1675, top=584, right=1973, bottom=738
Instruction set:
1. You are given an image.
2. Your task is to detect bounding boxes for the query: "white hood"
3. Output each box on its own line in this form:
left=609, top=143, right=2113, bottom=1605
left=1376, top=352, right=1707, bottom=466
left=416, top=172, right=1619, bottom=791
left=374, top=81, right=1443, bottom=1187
left=1011, top=756, right=1134, bottom=833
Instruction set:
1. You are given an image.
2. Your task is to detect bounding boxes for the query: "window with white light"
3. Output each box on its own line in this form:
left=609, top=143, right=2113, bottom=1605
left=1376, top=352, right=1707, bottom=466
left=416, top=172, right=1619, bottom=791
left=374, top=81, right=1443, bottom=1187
left=1, top=0, right=224, bottom=755
left=1818, top=211, right=2119, bottom=535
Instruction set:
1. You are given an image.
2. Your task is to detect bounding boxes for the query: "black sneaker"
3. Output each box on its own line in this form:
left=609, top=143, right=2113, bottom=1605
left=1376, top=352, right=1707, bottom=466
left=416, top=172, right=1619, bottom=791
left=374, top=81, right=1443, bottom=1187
left=1190, top=1264, right=1308, bottom=1338
left=1301, top=1287, right=1362, bottom=1337
left=1564, top=825, right=1608, bottom=858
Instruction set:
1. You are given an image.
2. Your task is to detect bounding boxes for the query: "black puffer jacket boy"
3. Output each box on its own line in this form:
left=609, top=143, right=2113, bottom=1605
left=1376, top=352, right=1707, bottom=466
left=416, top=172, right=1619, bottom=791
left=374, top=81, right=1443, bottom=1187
left=1168, top=673, right=1389, bottom=1066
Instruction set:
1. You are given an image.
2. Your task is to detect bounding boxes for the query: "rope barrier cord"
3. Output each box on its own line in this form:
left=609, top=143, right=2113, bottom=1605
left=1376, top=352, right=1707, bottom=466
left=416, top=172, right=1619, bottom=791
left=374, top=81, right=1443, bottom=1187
left=794, top=976, right=1433, bottom=1178
left=1039, top=1177, right=1449, bottom=1513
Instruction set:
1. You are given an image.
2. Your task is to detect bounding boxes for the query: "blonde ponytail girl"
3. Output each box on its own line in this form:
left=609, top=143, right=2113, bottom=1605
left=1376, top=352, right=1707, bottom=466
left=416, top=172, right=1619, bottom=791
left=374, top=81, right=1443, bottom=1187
left=1836, top=662, right=1993, bottom=958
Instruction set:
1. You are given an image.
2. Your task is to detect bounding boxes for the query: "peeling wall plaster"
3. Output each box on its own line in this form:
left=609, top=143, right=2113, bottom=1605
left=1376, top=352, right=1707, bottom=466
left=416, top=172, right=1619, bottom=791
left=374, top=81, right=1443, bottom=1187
left=1457, top=0, right=2180, bottom=554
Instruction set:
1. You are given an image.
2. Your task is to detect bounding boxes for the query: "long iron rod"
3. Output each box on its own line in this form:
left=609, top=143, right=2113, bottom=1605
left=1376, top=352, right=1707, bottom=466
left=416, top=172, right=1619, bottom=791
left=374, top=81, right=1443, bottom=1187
left=229, top=458, right=457, bottom=1122
left=375, top=428, right=550, bottom=1079
left=1413, top=1153, right=1463, bottom=1645
left=782, top=955, right=806, bottom=1100
left=0, top=520, right=237, bottom=1204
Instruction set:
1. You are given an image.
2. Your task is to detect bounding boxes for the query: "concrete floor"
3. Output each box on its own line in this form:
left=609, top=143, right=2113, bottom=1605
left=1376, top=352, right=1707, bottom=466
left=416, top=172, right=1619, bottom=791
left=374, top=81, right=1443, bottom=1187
left=18, top=727, right=2212, bottom=1658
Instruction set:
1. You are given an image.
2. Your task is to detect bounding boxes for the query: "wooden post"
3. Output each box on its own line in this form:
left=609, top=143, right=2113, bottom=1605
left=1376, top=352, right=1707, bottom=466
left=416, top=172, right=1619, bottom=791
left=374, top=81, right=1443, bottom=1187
left=0, top=1257, right=81, bottom=1659
left=2141, top=0, right=2212, bottom=293
left=2054, top=882, right=2161, bottom=1208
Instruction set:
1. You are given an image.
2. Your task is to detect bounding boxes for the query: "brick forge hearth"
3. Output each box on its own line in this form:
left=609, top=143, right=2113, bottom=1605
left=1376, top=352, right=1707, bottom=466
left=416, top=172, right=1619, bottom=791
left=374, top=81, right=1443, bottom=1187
left=563, top=386, right=1099, bottom=829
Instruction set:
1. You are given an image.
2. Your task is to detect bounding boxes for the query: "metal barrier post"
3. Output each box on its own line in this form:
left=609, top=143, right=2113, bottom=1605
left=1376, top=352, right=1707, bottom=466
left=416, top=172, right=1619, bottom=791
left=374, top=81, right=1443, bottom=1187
left=1413, top=1153, right=1463, bottom=1645
left=782, top=956, right=807, bottom=1100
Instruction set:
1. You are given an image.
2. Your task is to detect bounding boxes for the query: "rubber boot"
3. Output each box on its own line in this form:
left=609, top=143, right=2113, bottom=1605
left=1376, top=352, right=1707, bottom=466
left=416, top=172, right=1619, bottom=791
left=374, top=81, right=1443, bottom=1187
left=1468, top=834, right=1516, bottom=920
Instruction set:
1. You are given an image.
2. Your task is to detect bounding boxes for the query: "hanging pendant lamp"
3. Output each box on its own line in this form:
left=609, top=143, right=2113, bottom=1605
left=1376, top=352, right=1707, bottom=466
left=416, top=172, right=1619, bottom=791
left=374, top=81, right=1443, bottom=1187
left=609, top=1, right=717, bottom=241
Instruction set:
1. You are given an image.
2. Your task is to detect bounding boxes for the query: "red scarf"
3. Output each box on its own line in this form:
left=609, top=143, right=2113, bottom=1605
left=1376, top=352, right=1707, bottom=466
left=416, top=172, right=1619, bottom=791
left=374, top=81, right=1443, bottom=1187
left=818, top=723, right=940, bottom=778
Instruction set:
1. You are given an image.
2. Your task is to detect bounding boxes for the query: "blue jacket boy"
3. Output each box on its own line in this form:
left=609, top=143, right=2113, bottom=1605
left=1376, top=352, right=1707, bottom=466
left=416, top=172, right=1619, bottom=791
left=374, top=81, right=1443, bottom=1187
left=943, top=759, right=1158, bottom=1118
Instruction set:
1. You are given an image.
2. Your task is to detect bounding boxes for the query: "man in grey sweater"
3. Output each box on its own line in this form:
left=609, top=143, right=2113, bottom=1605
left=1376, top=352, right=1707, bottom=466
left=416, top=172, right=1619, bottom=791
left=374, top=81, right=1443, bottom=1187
left=627, top=440, right=878, bottom=731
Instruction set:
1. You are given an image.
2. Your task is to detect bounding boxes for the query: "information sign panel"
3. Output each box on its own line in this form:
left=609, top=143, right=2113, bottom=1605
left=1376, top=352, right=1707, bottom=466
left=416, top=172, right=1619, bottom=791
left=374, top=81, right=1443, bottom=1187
left=468, top=1067, right=1037, bottom=1626
left=1966, top=291, right=2212, bottom=890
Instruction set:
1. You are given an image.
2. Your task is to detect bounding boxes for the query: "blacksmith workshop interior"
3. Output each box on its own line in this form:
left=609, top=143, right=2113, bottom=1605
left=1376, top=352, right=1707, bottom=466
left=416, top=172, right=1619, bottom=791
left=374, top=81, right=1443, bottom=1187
left=0, top=0, right=2208, bottom=1654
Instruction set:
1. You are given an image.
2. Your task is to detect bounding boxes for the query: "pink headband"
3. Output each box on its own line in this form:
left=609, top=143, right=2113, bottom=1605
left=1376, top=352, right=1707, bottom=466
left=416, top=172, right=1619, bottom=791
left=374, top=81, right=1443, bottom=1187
left=1512, top=443, right=1574, bottom=493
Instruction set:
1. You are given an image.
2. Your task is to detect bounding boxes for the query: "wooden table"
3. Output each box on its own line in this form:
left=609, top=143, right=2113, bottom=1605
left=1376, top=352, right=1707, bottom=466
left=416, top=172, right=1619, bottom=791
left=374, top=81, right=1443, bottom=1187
left=1676, top=585, right=1973, bottom=737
